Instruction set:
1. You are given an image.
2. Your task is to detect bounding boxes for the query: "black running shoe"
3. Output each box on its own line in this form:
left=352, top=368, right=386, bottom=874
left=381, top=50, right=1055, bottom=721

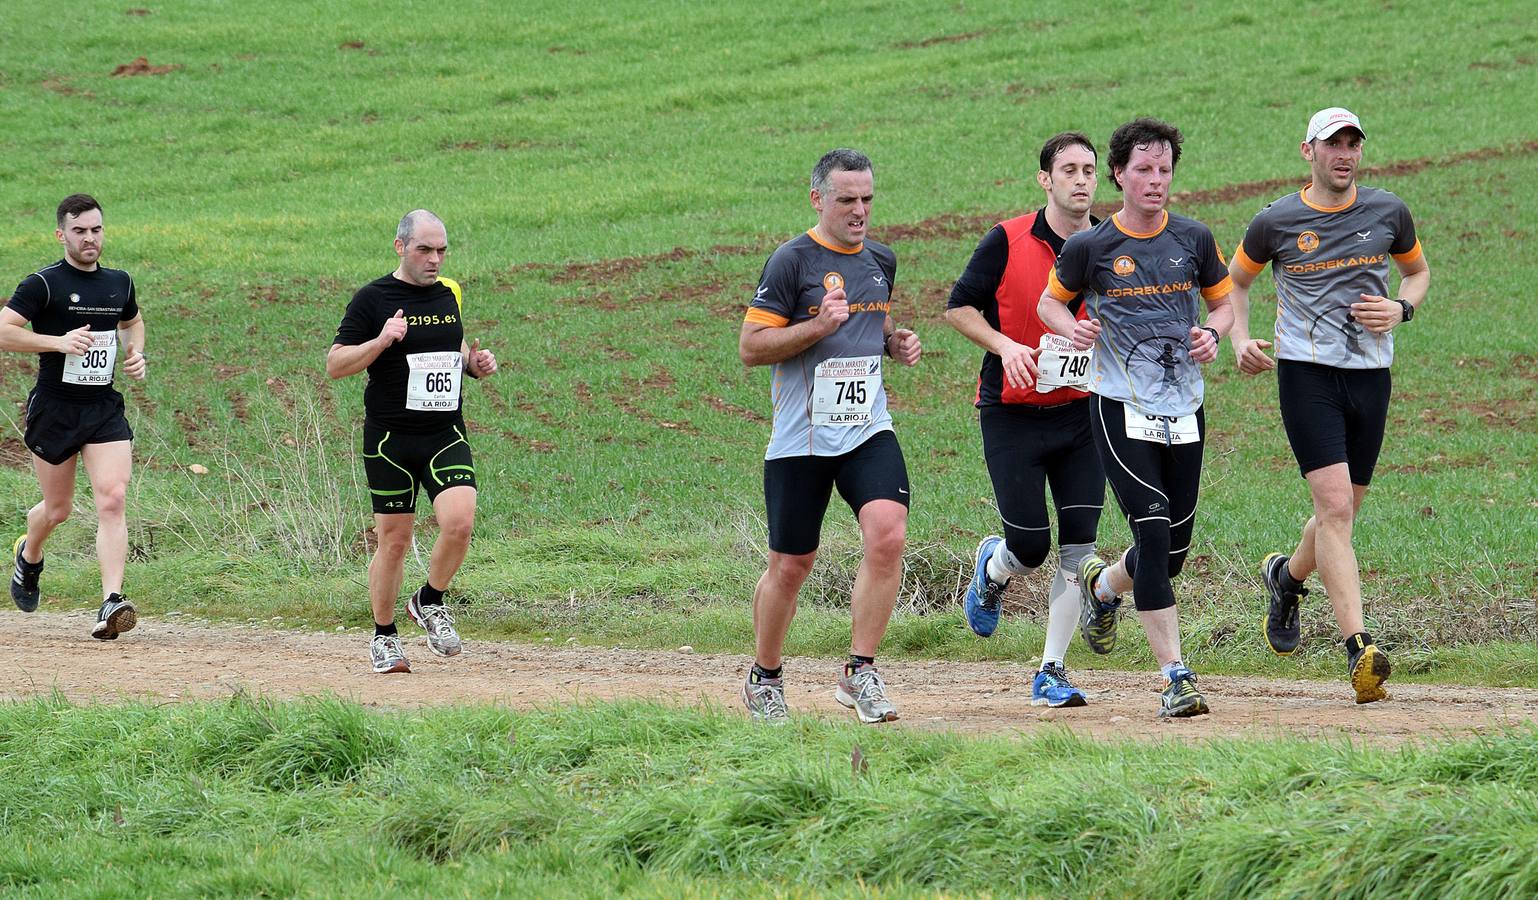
left=11, top=535, right=41, bottom=613
left=1347, top=636, right=1391, bottom=704
left=1261, top=552, right=1307, bottom=655
left=1159, top=668, right=1210, bottom=718
left=91, top=594, right=138, bottom=641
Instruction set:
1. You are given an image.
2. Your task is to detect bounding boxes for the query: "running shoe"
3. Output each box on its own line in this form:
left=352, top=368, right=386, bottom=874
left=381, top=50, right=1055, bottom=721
left=406, top=588, right=463, bottom=657
left=1347, top=637, right=1391, bottom=704
left=835, top=665, right=899, bottom=724
left=11, top=535, right=41, bottom=613
left=370, top=634, right=411, bottom=674
left=1159, top=668, right=1209, bottom=718
left=963, top=535, right=1007, bottom=637
left=1031, top=662, right=1088, bottom=708
left=1077, top=554, right=1120, bottom=654
left=90, top=593, right=137, bottom=641
left=741, top=672, right=789, bottom=724
left=1261, top=552, right=1307, bottom=655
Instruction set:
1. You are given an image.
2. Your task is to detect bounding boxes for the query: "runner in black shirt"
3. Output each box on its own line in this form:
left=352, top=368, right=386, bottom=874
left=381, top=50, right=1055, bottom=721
left=0, top=194, right=147, bottom=640
left=328, top=210, right=499, bottom=674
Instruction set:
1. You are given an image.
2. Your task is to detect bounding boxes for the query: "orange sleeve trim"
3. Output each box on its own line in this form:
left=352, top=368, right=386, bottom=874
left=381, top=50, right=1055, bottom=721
left=744, top=308, right=790, bottom=327
left=1391, top=239, right=1423, bottom=264
left=1233, top=243, right=1265, bottom=276
left=1201, top=274, right=1234, bottom=300
left=1045, top=268, right=1077, bottom=302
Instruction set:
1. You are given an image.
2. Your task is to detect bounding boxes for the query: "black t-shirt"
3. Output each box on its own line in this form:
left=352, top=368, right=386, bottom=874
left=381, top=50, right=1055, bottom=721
left=333, top=275, right=466, bottom=432
left=6, top=260, right=140, bottom=400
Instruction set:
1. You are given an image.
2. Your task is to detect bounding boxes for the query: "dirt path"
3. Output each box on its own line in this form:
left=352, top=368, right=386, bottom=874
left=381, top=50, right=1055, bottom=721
left=4, top=611, right=1535, bottom=746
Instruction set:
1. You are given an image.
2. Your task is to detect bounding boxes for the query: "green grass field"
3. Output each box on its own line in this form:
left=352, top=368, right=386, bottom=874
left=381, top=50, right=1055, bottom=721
left=1, top=0, right=1537, bottom=893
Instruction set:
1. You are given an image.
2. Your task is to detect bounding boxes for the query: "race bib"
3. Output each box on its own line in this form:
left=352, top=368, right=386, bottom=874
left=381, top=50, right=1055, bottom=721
left=61, top=331, right=117, bottom=386
left=1124, top=405, right=1200, bottom=445
left=405, top=351, right=462, bottom=411
left=1036, top=333, right=1092, bottom=393
left=812, top=355, right=880, bottom=426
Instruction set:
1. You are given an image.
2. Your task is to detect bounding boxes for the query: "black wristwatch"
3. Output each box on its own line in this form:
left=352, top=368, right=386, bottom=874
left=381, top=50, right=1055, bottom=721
left=1202, top=326, right=1220, bottom=344
left=1396, top=298, right=1415, bottom=323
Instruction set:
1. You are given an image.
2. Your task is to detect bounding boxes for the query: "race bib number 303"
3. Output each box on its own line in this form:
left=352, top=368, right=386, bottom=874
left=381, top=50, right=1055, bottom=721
left=812, top=354, right=880, bottom=426
left=1124, top=404, right=1200, bottom=445
left=406, top=351, right=463, bottom=411
left=62, top=331, right=117, bottom=386
left=1036, top=333, right=1091, bottom=393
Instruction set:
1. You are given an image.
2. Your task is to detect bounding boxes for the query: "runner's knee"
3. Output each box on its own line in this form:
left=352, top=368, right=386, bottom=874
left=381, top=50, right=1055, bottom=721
left=1002, top=528, right=1049, bottom=571
left=767, top=550, right=816, bottom=586
left=93, top=482, right=127, bottom=519
left=39, top=500, right=72, bottom=528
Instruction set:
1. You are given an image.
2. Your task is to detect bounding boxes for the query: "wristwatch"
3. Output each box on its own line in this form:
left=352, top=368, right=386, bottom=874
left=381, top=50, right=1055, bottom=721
left=1396, top=298, right=1415, bottom=322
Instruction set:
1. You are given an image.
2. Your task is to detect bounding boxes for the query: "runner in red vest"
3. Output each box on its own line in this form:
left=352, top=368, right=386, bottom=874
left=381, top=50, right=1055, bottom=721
left=945, top=132, right=1105, bottom=707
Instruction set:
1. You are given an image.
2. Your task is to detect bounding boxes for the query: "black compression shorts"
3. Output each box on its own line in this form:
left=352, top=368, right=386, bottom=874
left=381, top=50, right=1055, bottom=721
left=23, top=388, right=134, bottom=465
left=763, top=429, right=909, bottom=556
left=1277, top=360, right=1392, bottom=486
left=362, top=422, right=476, bottom=515
left=979, top=400, right=1104, bottom=569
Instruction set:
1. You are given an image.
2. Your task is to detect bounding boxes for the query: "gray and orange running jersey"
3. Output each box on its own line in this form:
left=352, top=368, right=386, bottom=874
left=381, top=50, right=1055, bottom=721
left=1047, top=211, right=1231, bottom=417
left=745, top=230, right=897, bottom=460
left=1234, top=185, right=1421, bottom=369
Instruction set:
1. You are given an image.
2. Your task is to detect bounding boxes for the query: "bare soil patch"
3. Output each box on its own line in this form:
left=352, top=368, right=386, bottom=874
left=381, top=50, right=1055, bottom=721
left=111, top=57, right=179, bottom=77
left=3, top=612, right=1534, bottom=746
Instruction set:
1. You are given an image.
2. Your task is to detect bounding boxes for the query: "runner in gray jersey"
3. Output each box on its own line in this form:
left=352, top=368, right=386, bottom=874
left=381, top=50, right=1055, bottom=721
left=738, top=148, right=922, bottom=726
left=1039, top=118, right=1233, bottom=719
left=1227, top=108, right=1431, bottom=704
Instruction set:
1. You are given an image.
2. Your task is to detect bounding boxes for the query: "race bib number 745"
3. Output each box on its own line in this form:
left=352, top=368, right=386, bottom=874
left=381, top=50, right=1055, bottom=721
left=812, top=355, right=881, bottom=426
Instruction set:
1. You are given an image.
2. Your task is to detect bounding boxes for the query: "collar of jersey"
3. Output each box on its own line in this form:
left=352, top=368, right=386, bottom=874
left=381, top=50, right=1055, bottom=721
left=806, top=228, right=863, bottom=254
left=1299, top=184, right=1357, bottom=213
left=1111, top=210, right=1168, bottom=239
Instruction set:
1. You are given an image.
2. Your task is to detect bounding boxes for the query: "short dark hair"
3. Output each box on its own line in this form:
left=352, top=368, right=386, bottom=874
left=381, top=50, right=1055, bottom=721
left=1039, top=132, right=1097, bottom=173
left=1107, top=118, right=1183, bottom=191
left=56, top=193, right=101, bottom=228
left=811, top=148, right=872, bottom=195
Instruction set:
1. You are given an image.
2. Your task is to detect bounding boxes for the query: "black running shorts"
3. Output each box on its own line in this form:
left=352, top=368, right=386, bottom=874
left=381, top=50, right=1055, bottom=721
left=23, top=388, right=134, bottom=465
left=362, top=421, right=477, bottom=514
left=1277, top=360, right=1391, bottom=486
left=763, top=429, right=909, bottom=556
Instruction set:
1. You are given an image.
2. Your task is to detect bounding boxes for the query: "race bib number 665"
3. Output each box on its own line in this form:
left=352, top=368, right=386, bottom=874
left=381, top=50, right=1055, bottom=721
left=405, top=351, right=463, bottom=411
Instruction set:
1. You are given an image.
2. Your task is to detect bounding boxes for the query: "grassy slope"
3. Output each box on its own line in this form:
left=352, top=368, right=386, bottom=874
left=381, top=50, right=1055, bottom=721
left=0, top=0, right=1533, bottom=681
left=3, top=695, right=1538, bottom=898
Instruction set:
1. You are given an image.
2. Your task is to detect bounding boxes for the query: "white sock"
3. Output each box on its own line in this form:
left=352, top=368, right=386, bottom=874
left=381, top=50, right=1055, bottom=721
left=1160, top=660, right=1186, bottom=681
left=1094, top=570, right=1119, bottom=604
left=986, top=540, right=1030, bottom=585
left=1041, top=567, right=1078, bottom=668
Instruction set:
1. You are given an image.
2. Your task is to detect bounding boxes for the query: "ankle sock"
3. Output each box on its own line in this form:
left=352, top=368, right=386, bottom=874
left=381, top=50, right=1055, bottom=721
left=846, top=654, right=875, bottom=676
left=417, top=583, right=445, bottom=606
left=1160, top=660, right=1187, bottom=681
left=375, top=622, right=398, bottom=638
left=750, top=663, right=782, bottom=682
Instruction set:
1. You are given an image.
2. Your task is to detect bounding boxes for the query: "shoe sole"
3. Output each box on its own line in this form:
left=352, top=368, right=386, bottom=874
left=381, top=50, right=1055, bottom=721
left=91, top=604, right=137, bottom=641
left=1032, top=693, right=1088, bottom=708
left=834, top=687, right=899, bottom=724
left=1261, top=553, right=1300, bottom=656
left=1351, top=645, right=1391, bottom=704
left=1159, top=698, right=1210, bottom=718
left=407, top=596, right=463, bottom=658
left=1078, top=556, right=1117, bottom=655
left=965, top=536, right=1002, bottom=638
left=372, top=658, right=412, bottom=674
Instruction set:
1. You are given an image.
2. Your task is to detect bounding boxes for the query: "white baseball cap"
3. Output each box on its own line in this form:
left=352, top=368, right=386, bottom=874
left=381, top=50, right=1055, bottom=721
left=1306, top=107, right=1365, bottom=142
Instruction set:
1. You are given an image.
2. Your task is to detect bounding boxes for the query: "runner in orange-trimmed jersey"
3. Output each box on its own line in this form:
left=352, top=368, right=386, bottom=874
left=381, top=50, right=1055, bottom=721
left=1227, top=108, right=1430, bottom=704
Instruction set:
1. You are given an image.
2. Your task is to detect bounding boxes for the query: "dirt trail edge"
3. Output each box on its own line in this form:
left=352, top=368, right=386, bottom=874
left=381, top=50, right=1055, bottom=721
left=5, top=611, right=1536, bottom=746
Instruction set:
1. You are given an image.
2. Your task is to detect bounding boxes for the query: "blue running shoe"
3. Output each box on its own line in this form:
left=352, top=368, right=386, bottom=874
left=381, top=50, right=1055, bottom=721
left=1031, top=662, right=1088, bottom=708
left=964, top=535, right=1007, bottom=637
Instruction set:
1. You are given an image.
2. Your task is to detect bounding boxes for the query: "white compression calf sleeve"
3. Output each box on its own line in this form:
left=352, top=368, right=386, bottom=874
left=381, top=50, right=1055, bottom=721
left=987, top=539, right=1033, bottom=585
left=1041, top=565, right=1079, bottom=667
